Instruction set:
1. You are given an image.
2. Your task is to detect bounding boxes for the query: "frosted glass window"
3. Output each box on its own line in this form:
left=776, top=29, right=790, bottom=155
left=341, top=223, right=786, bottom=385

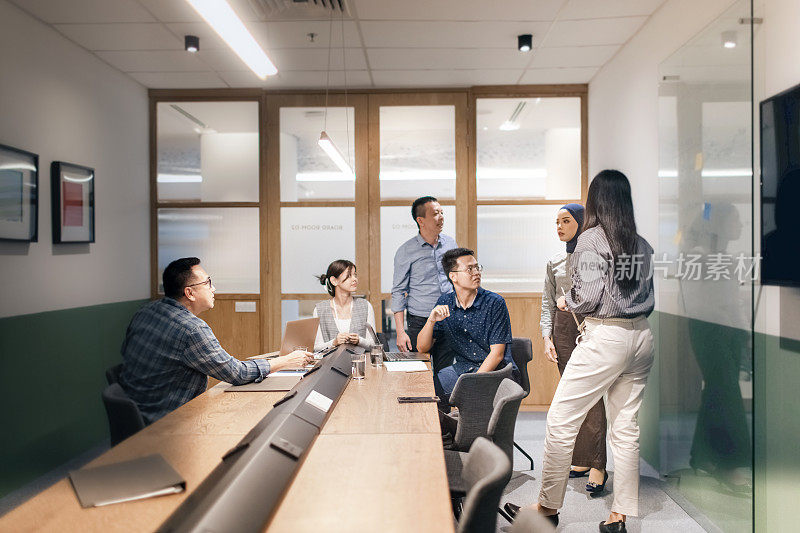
left=157, top=102, right=259, bottom=202
left=281, top=207, right=355, bottom=293
left=280, top=107, right=355, bottom=201
left=379, top=106, right=455, bottom=199
left=477, top=205, right=565, bottom=292
left=476, top=98, right=581, bottom=200
left=158, top=208, right=259, bottom=293
left=379, top=205, right=456, bottom=293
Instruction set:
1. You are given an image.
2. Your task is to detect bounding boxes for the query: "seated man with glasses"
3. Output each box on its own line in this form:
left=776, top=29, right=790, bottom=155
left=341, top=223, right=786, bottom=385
left=119, top=257, right=312, bottom=425
left=416, top=248, right=520, bottom=405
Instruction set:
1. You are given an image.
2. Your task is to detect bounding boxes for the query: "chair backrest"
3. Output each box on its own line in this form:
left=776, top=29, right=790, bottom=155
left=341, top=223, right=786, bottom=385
left=450, top=363, right=513, bottom=451
left=457, top=437, right=512, bottom=533
left=376, top=332, right=390, bottom=352
left=510, top=337, right=533, bottom=397
left=487, top=378, right=525, bottom=461
left=105, top=363, right=122, bottom=385
left=510, top=507, right=557, bottom=533
left=102, top=383, right=145, bottom=446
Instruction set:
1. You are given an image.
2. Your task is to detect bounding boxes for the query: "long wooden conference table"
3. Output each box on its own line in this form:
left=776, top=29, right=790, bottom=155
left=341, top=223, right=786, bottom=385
left=1, top=354, right=454, bottom=532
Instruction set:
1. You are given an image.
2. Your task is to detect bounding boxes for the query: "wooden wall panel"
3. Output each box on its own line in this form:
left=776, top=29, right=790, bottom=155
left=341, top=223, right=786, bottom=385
left=505, top=295, right=561, bottom=409
left=200, top=298, right=262, bottom=388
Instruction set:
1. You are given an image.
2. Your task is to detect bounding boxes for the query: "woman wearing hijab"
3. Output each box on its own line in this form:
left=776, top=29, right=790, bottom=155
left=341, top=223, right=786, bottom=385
left=540, top=204, right=607, bottom=491
left=505, top=170, right=655, bottom=533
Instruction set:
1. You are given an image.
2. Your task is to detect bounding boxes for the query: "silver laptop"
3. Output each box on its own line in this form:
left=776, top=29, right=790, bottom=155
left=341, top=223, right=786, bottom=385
left=279, top=317, right=320, bottom=355
left=365, top=324, right=430, bottom=362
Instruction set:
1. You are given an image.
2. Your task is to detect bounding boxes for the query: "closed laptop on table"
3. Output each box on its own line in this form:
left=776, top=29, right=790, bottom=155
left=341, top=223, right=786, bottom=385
left=68, top=454, right=185, bottom=508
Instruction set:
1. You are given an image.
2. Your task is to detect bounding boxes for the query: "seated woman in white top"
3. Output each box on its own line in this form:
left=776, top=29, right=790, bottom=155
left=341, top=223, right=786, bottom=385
left=313, top=259, right=376, bottom=352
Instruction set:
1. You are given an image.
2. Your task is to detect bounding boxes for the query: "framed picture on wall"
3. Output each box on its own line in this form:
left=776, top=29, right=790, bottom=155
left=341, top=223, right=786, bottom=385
left=0, top=143, right=38, bottom=242
left=51, top=161, right=95, bottom=244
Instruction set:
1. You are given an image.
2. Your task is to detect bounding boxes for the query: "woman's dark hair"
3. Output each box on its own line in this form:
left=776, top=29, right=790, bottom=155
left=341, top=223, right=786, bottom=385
left=163, top=257, right=201, bottom=299
left=583, top=170, right=640, bottom=291
left=317, top=259, right=356, bottom=297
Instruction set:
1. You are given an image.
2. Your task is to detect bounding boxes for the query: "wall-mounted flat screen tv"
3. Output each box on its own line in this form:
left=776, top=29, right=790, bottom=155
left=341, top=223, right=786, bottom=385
left=760, top=83, right=800, bottom=287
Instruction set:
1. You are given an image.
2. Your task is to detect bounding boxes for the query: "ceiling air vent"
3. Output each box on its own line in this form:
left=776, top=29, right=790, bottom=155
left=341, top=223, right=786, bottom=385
left=246, top=0, right=351, bottom=20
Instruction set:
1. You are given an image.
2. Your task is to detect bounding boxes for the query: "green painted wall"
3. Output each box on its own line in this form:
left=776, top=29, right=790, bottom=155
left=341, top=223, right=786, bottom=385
left=0, top=300, right=146, bottom=499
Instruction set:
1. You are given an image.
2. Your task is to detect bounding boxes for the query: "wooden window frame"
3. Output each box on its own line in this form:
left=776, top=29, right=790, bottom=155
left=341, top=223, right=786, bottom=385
left=149, top=85, right=588, bottom=351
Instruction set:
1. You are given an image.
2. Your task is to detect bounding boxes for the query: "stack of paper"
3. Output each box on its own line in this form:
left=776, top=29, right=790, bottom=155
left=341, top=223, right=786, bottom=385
left=384, top=361, right=428, bottom=372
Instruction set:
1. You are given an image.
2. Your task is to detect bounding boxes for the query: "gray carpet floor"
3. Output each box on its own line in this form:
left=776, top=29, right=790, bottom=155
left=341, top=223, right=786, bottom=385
left=502, top=412, right=709, bottom=532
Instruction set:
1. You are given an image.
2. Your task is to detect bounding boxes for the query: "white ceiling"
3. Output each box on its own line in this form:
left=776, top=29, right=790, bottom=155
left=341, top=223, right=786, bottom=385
left=10, top=0, right=667, bottom=89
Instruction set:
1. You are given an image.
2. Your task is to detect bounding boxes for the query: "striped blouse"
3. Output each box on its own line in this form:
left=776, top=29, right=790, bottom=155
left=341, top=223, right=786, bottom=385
left=565, top=226, right=655, bottom=318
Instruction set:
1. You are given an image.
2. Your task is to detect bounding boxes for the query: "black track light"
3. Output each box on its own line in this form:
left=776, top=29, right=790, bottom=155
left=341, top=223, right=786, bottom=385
left=518, top=34, right=532, bottom=52
left=185, top=35, right=199, bottom=53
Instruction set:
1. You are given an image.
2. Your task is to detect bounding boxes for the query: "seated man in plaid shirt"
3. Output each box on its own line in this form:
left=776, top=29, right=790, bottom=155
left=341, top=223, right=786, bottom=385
left=119, top=257, right=312, bottom=425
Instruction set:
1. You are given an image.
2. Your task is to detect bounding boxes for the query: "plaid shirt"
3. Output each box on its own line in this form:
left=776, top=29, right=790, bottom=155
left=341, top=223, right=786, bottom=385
left=119, top=298, right=269, bottom=424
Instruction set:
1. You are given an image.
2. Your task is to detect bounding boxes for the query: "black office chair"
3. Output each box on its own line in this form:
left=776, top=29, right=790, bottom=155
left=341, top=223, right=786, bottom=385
left=102, top=383, right=145, bottom=446
left=440, top=363, right=513, bottom=452
left=445, top=379, right=525, bottom=523
left=511, top=337, right=535, bottom=471
left=105, top=363, right=122, bottom=385
left=455, top=437, right=512, bottom=533
left=376, top=332, right=391, bottom=352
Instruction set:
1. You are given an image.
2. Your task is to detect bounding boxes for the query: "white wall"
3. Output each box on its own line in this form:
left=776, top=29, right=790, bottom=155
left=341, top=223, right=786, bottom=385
left=588, top=0, right=737, bottom=314
left=756, top=0, right=800, bottom=339
left=0, top=0, right=149, bottom=318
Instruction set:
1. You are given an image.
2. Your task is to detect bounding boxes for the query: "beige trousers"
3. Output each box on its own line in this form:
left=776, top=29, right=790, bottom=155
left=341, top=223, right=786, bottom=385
left=538, top=316, right=654, bottom=516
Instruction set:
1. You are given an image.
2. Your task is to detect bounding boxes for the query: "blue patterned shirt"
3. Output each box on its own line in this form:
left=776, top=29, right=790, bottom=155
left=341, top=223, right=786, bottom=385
left=391, top=233, right=457, bottom=317
left=119, top=298, right=270, bottom=425
left=432, top=287, right=517, bottom=375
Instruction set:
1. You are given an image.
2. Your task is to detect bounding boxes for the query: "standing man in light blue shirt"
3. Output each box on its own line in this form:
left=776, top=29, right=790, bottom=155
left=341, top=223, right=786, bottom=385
left=391, top=196, right=457, bottom=371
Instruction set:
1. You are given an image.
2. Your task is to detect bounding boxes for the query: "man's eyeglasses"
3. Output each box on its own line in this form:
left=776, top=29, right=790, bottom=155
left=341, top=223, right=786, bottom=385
left=187, top=277, right=212, bottom=289
left=452, top=264, right=484, bottom=274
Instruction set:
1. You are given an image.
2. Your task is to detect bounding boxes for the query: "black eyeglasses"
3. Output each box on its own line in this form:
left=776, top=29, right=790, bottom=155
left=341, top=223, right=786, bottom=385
left=187, top=276, right=212, bottom=289
left=452, top=264, right=484, bottom=274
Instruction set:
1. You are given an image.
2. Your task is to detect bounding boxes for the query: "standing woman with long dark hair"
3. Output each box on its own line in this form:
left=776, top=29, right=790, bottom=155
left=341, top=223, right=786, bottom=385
left=505, top=170, right=655, bottom=532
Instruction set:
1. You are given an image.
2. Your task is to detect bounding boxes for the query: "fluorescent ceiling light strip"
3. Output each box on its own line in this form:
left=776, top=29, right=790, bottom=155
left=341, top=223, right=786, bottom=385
left=318, top=131, right=354, bottom=177
left=296, top=171, right=354, bottom=182
left=701, top=168, right=752, bottom=177
left=658, top=169, right=753, bottom=178
left=186, top=0, right=277, bottom=79
left=379, top=170, right=456, bottom=181
left=158, top=173, right=203, bottom=183
left=477, top=168, right=547, bottom=180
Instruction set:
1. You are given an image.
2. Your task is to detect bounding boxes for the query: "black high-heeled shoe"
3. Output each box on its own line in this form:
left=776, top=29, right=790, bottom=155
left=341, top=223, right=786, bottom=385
left=569, top=468, right=590, bottom=478
left=503, top=503, right=559, bottom=526
left=598, top=520, right=626, bottom=532
left=586, top=471, right=609, bottom=494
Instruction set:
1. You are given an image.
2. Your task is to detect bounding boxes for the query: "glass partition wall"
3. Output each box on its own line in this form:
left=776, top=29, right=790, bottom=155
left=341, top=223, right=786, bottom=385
left=657, top=1, right=756, bottom=530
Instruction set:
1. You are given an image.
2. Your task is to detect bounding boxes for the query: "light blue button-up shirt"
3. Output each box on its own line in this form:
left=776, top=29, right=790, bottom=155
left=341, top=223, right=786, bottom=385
left=391, top=233, right=457, bottom=317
